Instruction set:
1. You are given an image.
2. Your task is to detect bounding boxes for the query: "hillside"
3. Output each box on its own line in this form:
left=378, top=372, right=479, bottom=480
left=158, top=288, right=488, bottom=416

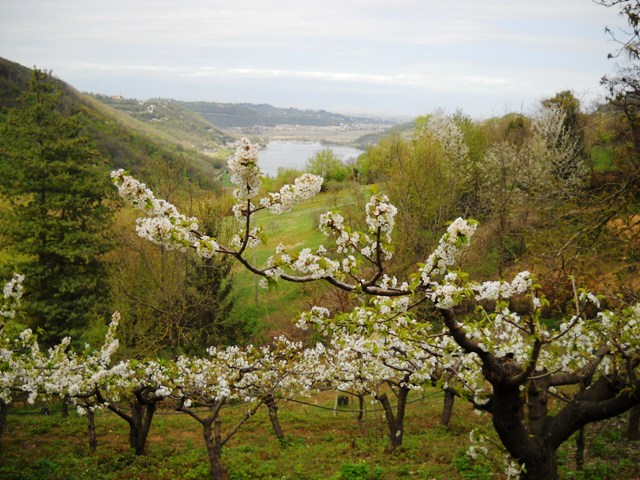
left=0, top=58, right=228, bottom=189
left=91, top=94, right=235, bottom=154
left=178, top=100, right=395, bottom=129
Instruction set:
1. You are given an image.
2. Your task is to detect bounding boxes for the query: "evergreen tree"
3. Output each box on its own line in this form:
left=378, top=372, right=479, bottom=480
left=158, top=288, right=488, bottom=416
left=0, top=69, right=114, bottom=345
left=183, top=251, right=237, bottom=353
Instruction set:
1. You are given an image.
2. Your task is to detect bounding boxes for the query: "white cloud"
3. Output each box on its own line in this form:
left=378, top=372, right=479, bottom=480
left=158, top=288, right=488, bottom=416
left=0, top=0, right=630, bottom=116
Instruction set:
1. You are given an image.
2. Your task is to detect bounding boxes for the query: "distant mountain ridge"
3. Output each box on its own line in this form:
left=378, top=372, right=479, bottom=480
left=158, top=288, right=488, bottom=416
left=178, top=101, right=396, bottom=129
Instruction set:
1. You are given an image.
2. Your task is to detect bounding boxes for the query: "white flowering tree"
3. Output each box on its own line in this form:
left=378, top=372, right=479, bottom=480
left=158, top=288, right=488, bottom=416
left=115, top=138, right=640, bottom=480
left=42, top=312, right=121, bottom=451
left=0, top=273, right=25, bottom=441
left=298, top=297, right=440, bottom=453
left=92, top=358, right=171, bottom=455
left=1, top=306, right=124, bottom=451
left=174, top=337, right=324, bottom=480
left=255, top=338, right=327, bottom=444
left=478, top=107, right=585, bottom=276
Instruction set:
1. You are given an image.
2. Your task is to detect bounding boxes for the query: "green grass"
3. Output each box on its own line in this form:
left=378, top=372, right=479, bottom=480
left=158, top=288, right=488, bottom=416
left=2, top=391, right=638, bottom=479
left=228, top=186, right=364, bottom=335
left=0, top=391, right=476, bottom=480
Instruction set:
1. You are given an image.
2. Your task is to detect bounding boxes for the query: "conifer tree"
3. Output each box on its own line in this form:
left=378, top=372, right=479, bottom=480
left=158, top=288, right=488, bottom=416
left=0, top=69, right=114, bottom=344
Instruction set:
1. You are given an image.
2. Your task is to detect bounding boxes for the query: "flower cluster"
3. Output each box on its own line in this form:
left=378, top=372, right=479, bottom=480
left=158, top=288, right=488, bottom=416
left=1, top=273, right=24, bottom=320
left=420, top=218, right=477, bottom=284
left=228, top=138, right=262, bottom=200
left=230, top=227, right=264, bottom=250
left=365, top=195, right=397, bottom=242
left=111, top=169, right=215, bottom=254
left=174, top=337, right=327, bottom=406
left=430, top=272, right=466, bottom=309
left=267, top=246, right=341, bottom=280
left=260, top=173, right=323, bottom=214
left=471, top=271, right=533, bottom=302
left=318, top=211, right=360, bottom=253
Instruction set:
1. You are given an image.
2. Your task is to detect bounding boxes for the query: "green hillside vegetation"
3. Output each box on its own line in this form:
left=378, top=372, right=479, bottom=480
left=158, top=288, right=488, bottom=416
left=92, top=95, right=235, bottom=154
left=0, top=58, right=229, bottom=189
left=0, top=60, right=243, bottom=353
left=179, top=101, right=394, bottom=129
left=240, top=98, right=640, bottom=335
left=228, top=187, right=365, bottom=337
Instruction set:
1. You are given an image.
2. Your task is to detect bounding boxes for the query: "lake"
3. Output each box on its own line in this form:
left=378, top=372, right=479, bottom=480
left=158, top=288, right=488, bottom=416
left=257, top=141, right=364, bottom=177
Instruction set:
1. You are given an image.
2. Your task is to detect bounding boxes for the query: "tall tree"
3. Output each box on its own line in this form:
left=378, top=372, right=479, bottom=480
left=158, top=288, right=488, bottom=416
left=542, top=90, right=586, bottom=168
left=0, top=69, right=114, bottom=344
left=305, top=148, right=350, bottom=190
left=111, top=180, right=238, bottom=358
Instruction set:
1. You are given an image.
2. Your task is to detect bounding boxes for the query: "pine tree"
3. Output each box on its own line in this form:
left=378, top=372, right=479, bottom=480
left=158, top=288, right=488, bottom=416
left=0, top=69, right=114, bottom=345
left=183, top=250, right=237, bottom=353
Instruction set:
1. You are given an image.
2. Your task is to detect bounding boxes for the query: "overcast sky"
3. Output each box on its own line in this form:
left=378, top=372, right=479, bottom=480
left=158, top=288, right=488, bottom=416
left=0, top=0, right=632, bottom=118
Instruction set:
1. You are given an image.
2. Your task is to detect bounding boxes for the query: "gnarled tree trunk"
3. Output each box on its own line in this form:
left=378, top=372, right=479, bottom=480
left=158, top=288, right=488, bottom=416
left=129, top=400, right=156, bottom=455
left=376, top=382, right=410, bottom=453
left=264, top=394, right=285, bottom=444
left=203, top=418, right=228, bottom=480
left=98, top=387, right=160, bottom=456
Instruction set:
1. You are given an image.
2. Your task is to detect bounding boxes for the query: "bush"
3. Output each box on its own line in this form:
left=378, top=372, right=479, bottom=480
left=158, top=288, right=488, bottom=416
left=337, top=460, right=383, bottom=480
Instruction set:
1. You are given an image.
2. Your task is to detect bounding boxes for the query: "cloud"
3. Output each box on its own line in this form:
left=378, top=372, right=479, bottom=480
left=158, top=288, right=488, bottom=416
left=0, top=0, right=630, bottom=116
left=65, top=62, right=519, bottom=94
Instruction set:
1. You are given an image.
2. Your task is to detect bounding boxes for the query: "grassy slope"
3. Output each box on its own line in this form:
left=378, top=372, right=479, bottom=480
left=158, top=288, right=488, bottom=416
left=229, top=187, right=360, bottom=337
left=92, top=95, right=235, bottom=153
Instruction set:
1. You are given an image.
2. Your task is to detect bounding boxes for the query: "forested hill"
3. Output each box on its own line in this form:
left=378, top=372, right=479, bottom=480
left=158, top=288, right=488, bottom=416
left=178, top=101, right=394, bottom=129
left=0, top=58, right=229, bottom=188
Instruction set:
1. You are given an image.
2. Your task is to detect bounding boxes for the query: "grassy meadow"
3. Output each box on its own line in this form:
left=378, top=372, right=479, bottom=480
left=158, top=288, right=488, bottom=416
left=2, top=389, right=638, bottom=480
left=228, top=184, right=371, bottom=338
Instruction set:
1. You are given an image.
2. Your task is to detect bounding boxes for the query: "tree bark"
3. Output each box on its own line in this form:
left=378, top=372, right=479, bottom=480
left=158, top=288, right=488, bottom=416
left=203, top=418, right=228, bottom=480
left=490, top=372, right=640, bottom=480
left=628, top=402, right=640, bottom=441
left=575, top=426, right=585, bottom=470
left=103, top=398, right=157, bottom=455
left=87, top=408, right=97, bottom=451
left=575, top=376, right=592, bottom=469
left=264, top=395, right=285, bottom=443
left=129, top=400, right=156, bottom=455
left=548, top=376, right=640, bottom=449
left=0, top=400, right=7, bottom=443
left=519, top=451, right=558, bottom=480
left=441, top=389, right=455, bottom=427
left=376, top=384, right=409, bottom=453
